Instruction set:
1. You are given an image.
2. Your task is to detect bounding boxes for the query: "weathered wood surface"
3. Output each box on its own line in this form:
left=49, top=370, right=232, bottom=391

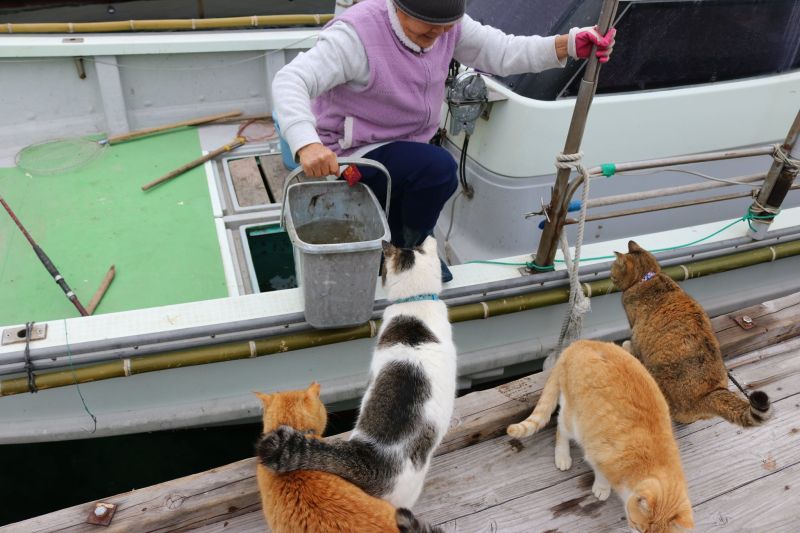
left=7, top=292, right=800, bottom=532
left=421, top=351, right=800, bottom=531
left=713, top=291, right=800, bottom=358
left=228, top=157, right=270, bottom=207
left=258, top=154, right=289, bottom=204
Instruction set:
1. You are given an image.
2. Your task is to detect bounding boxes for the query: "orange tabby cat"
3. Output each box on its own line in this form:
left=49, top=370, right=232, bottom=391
left=256, top=383, right=439, bottom=533
left=611, top=240, right=772, bottom=426
left=507, top=340, right=694, bottom=533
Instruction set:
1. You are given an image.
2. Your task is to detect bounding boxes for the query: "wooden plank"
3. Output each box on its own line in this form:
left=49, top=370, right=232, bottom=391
left=11, top=293, right=800, bottom=532
left=228, top=157, right=269, bottom=207
left=413, top=344, right=800, bottom=528
left=693, top=461, right=800, bottom=531
left=199, top=338, right=800, bottom=533
left=714, top=292, right=800, bottom=358
left=1, top=460, right=261, bottom=533
left=258, top=153, right=289, bottom=204
left=427, top=390, right=800, bottom=531
left=193, top=508, right=265, bottom=533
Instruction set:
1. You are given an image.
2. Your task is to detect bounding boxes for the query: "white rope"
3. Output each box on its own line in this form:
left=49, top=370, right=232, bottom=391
left=773, top=143, right=800, bottom=175
left=751, top=196, right=782, bottom=215
left=545, top=152, right=592, bottom=369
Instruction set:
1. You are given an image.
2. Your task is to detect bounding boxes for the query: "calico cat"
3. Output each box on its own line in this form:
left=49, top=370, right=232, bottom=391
left=257, top=236, right=456, bottom=510
left=611, top=240, right=772, bottom=427
left=507, top=340, right=694, bottom=533
left=255, top=383, right=440, bottom=533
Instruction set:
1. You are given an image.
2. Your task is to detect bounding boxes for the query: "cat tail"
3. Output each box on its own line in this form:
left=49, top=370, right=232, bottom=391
left=396, top=508, right=443, bottom=533
left=698, top=388, right=773, bottom=427
left=506, top=363, right=562, bottom=439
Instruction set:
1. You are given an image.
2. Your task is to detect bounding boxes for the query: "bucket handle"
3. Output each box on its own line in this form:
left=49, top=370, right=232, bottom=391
left=280, top=157, right=393, bottom=228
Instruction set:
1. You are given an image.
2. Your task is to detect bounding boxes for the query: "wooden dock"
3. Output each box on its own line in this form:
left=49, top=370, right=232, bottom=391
left=6, top=292, right=800, bottom=532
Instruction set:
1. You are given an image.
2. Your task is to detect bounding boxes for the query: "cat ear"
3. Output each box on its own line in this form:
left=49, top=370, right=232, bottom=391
left=253, top=391, right=273, bottom=406
left=382, top=240, right=395, bottom=257
left=628, top=240, right=644, bottom=253
left=306, top=382, right=321, bottom=398
left=614, top=251, right=624, bottom=259
left=637, top=495, right=652, bottom=514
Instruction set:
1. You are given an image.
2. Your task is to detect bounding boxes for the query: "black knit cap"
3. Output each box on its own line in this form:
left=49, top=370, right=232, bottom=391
left=392, top=0, right=466, bottom=24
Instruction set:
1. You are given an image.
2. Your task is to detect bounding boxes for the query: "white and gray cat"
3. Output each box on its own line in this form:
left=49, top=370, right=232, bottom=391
left=257, top=236, right=457, bottom=508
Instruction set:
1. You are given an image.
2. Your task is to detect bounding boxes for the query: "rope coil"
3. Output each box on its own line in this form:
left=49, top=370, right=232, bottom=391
left=773, top=143, right=800, bottom=176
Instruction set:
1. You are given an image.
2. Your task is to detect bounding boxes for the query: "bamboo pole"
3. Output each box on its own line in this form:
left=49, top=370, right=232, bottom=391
left=105, top=110, right=242, bottom=145
left=564, top=184, right=799, bottom=225
left=3, top=238, right=800, bottom=397
left=141, top=136, right=246, bottom=191
left=533, top=0, right=620, bottom=269
left=584, top=172, right=765, bottom=209
left=0, top=14, right=333, bottom=34
left=749, top=109, right=800, bottom=239
left=584, top=145, right=775, bottom=177
left=86, top=265, right=116, bottom=315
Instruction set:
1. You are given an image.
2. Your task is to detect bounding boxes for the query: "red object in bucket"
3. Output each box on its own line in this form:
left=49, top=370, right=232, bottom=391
left=342, top=165, right=362, bottom=186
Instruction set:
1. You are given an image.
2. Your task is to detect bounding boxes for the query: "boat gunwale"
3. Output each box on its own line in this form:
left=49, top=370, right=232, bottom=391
left=2, top=228, right=800, bottom=375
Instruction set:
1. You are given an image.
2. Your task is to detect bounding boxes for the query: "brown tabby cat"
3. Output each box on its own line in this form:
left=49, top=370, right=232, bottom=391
left=255, top=383, right=439, bottom=533
left=611, top=240, right=772, bottom=426
left=507, top=340, right=694, bottom=533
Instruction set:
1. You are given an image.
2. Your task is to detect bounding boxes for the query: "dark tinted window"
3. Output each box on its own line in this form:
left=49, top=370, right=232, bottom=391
left=467, top=0, right=800, bottom=100
left=466, top=0, right=604, bottom=100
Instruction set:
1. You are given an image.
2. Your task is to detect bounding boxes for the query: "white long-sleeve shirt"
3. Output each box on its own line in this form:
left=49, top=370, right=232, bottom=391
left=273, top=1, right=566, bottom=159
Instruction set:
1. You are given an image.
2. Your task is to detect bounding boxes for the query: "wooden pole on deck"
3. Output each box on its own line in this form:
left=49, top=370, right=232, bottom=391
left=748, top=109, right=800, bottom=239
left=532, top=0, right=620, bottom=270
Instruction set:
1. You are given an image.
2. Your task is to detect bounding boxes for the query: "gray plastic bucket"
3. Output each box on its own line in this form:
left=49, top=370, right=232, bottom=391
left=281, top=158, right=391, bottom=329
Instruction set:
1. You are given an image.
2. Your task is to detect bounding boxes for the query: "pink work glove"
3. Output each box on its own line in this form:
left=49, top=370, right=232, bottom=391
left=568, top=26, right=616, bottom=63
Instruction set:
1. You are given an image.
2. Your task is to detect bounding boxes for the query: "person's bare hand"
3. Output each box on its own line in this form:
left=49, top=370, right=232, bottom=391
left=298, top=143, right=338, bottom=178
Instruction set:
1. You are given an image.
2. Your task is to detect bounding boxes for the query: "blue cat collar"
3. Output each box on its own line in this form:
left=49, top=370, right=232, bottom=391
left=641, top=271, right=657, bottom=283
left=392, top=294, right=440, bottom=304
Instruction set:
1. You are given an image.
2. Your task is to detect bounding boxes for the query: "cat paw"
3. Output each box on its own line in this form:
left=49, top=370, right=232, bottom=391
left=256, top=425, right=305, bottom=472
left=621, top=340, right=632, bottom=353
left=592, top=479, right=612, bottom=501
left=555, top=450, right=573, bottom=471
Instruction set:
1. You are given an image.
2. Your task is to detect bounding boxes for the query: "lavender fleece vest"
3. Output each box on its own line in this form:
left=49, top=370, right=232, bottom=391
left=312, top=0, right=460, bottom=156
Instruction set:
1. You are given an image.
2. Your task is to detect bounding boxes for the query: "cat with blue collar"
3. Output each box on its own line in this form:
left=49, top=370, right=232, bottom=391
left=258, top=236, right=456, bottom=510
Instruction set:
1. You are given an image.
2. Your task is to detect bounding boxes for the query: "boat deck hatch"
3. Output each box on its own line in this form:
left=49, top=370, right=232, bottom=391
left=241, top=224, right=297, bottom=293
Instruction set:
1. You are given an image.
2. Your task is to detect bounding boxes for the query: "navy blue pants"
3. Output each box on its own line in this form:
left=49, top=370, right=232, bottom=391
left=354, top=141, right=458, bottom=246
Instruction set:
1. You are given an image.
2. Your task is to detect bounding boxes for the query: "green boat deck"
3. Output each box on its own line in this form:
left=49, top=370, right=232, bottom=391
left=0, top=129, right=227, bottom=326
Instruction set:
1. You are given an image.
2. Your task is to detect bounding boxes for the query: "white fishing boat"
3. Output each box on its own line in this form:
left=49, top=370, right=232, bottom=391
left=1, top=0, right=799, bottom=446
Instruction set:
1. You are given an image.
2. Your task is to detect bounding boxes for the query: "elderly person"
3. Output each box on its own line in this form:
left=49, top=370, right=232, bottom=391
left=273, top=0, right=615, bottom=282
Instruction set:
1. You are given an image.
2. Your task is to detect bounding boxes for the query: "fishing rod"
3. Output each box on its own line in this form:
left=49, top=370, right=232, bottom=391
left=1, top=196, right=89, bottom=316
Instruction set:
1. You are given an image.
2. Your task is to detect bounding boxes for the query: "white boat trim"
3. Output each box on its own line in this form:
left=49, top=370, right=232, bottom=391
left=2, top=206, right=799, bottom=355
left=461, top=70, right=800, bottom=177
left=0, top=29, right=319, bottom=57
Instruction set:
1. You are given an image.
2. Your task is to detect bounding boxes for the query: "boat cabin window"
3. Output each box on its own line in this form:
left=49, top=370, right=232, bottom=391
left=467, top=0, right=800, bottom=100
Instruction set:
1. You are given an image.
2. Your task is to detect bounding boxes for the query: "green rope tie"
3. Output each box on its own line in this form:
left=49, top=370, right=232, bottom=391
left=466, top=211, right=778, bottom=269
left=600, top=163, right=616, bottom=177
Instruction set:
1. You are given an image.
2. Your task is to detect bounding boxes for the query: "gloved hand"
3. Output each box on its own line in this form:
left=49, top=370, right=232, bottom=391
left=567, top=26, right=616, bottom=63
